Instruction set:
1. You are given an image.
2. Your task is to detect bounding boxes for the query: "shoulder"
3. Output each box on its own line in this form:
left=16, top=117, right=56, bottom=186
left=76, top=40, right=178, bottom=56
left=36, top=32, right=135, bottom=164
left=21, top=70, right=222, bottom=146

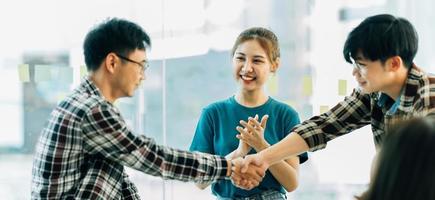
left=202, top=97, right=234, bottom=113
left=269, top=98, right=298, bottom=116
left=415, top=71, right=435, bottom=108
left=57, top=88, right=108, bottom=120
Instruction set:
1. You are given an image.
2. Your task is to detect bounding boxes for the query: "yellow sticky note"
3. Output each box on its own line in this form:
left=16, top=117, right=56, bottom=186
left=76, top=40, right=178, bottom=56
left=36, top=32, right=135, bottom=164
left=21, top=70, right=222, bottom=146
left=34, top=65, right=52, bottom=82
left=18, top=64, right=30, bottom=82
left=320, top=105, right=329, bottom=114
left=338, top=79, right=347, bottom=96
left=267, top=75, right=278, bottom=95
left=302, top=76, right=312, bottom=96
left=80, top=65, right=87, bottom=78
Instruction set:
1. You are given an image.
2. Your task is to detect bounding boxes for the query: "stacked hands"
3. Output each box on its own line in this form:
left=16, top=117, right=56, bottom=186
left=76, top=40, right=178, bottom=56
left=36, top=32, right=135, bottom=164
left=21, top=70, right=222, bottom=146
left=228, top=115, right=271, bottom=190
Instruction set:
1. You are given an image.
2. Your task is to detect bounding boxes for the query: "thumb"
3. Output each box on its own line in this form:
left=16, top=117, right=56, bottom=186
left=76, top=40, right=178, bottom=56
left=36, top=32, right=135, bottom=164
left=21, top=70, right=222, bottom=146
left=241, top=156, right=252, bottom=173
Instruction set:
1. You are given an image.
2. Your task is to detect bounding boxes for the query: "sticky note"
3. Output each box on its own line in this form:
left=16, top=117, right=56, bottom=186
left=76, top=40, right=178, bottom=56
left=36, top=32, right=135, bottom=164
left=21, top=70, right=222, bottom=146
left=80, top=65, right=87, bottom=78
left=338, top=79, right=347, bottom=96
left=320, top=105, right=329, bottom=114
left=34, top=65, right=52, bottom=82
left=18, top=64, right=30, bottom=82
left=302, top=76, right=312, bottom=96
left=267, top=75, right=278, bottom=95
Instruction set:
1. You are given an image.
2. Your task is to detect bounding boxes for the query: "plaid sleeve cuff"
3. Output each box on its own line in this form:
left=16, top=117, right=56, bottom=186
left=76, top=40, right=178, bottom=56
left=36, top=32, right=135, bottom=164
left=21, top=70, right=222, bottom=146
left=213, top=155, right=229, bottom=179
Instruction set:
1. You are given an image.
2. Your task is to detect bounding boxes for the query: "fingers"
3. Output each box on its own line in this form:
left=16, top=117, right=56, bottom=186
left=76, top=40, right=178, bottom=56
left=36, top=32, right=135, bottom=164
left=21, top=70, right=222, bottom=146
left=236, top=127, right=251, bottom=142
left=260, top=115, right=269, bottom=128
left=240, top=157, right=251, bottom=173
left=231, top=171, right=260, bottom=190
left=240, top=120, right=256, bottom=133
left=236, top=126, right=249, bottom=135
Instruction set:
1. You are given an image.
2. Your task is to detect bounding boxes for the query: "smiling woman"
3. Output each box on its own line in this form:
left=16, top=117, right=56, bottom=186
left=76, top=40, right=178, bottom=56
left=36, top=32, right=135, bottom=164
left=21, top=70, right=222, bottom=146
left=189, top=27, right=308, bottom=199
left=3, top=0, right=435, bottom=200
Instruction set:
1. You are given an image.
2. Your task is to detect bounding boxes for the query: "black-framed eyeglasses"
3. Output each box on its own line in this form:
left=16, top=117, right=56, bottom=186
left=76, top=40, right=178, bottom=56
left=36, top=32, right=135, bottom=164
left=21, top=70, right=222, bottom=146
left=350, top=56, right=365, bottom=71
left=115, top=53, right=149, bottom=73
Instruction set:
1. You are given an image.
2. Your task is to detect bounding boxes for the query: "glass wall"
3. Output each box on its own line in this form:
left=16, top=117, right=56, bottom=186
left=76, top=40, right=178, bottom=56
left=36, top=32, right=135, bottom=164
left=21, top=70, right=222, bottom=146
left=0, top=0, right=433, bottom=199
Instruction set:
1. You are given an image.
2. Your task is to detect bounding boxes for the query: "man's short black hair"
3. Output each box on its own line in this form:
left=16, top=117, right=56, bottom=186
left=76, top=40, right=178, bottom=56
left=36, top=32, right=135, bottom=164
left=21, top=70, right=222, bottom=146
left=83, top=18, right=151, bottom=71
left=343, top=14, right=418, bottom=69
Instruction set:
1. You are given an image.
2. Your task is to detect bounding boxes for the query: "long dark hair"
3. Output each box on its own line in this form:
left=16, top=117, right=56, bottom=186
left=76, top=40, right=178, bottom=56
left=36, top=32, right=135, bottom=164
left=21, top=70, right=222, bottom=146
left=362, top=117, right=435, bottom=200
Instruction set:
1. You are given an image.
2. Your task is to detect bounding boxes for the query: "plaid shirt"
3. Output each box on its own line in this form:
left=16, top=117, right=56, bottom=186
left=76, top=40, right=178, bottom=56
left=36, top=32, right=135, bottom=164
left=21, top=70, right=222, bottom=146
left=293, top=65, right=435, bottom=151
left=31, top=77, right=229, bottom=200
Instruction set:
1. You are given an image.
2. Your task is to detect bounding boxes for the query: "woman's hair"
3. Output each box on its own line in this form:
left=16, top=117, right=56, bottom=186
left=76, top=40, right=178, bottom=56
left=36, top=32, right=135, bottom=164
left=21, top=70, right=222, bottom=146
left=231, top=27, right=280, bottom=65
left=362, top=117, right=435, bottom=200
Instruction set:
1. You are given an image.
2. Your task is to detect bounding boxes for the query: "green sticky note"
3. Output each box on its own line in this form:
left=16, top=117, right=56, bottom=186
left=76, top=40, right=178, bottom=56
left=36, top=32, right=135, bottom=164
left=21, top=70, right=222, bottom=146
left=267, top=75, right=278, bottom=95
left=338, top=79, right=347, bottom=96
left=80, top=65, right=87, bottom=78
left=302, top=76, right=313, bottom=96
left=320, top=105, right=329, bottom=114
left=34, top=65, right=52, bottom=82
left=18, top=64, right=30, bottom=82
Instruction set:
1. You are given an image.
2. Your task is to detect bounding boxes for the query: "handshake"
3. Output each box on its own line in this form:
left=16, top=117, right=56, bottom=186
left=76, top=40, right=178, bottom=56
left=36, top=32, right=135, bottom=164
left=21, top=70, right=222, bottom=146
left=228, top=154, right=269, bottom=190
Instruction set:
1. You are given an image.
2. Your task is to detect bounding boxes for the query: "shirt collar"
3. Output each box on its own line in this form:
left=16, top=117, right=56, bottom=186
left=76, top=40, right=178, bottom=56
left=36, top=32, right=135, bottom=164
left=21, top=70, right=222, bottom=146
left=374, top=65, right=424, bottom=114
left=80, top=76, right=103, bottom=98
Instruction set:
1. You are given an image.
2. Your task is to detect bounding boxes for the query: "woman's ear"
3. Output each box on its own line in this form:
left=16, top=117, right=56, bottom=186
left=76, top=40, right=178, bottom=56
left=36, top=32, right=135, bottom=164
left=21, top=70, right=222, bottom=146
left=271, top=57, right=280, bottom=73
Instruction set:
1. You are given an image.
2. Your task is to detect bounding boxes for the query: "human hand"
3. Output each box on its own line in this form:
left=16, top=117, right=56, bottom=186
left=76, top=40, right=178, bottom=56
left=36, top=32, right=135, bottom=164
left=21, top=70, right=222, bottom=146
left=236, top=114, right=270, bottom=151
left=235, top=117, right=257, bottom=156
left=240, top=153, right=269, bottom=175
left=230, top=157, right=265, bottom=190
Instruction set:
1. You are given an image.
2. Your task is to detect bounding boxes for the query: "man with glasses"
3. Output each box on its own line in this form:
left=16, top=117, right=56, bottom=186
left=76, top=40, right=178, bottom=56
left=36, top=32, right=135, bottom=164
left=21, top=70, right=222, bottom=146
left=115, top=53, right=149, bottom=74
left=234, top=14, right=435, bottom=185
left=31, top=18, right=263, bottom=199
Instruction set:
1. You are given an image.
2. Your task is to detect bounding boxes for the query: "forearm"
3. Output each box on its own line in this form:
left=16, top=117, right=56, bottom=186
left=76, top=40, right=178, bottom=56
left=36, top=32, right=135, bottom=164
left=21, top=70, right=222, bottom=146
left=195, top=152, right=235, bottom=190
left=259, top=133, right=309, bottom=166
left=254, top=143, right=299, bottom=192
left=225, top=148, right=248, bottom=160
left=268, top=158, right=299, bottom=192
left=117, top=142, right=229, bottom=183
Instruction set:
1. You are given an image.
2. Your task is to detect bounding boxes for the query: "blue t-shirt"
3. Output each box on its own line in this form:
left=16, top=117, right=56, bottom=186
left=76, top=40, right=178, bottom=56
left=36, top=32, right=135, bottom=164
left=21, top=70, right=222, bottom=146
left=189, top=96, right=308, bottom=198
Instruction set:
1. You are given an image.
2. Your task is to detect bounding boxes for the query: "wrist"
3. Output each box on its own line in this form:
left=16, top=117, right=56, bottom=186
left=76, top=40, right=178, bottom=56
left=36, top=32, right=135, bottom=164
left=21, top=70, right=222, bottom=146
left=226, top=159, right=233, bottom=177
left=236, top=147, right=250, bottom=157
left=254, top=142, right=270, bottom=152
left=258, top=150, right=271, bottom=168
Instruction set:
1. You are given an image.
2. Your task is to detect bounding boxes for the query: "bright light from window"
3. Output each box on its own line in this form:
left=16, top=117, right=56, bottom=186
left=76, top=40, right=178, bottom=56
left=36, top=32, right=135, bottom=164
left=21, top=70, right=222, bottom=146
left=205, top=0, right=244, bottom=26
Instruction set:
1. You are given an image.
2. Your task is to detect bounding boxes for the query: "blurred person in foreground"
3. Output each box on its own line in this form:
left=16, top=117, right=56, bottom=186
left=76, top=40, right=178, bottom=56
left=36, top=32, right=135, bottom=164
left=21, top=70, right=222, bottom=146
left=357, top=117, right=435, bottom=200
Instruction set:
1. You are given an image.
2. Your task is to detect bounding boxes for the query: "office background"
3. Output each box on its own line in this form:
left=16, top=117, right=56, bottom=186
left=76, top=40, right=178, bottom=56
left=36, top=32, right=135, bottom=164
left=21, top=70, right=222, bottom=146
left=0, top=0, right=434, bottom=199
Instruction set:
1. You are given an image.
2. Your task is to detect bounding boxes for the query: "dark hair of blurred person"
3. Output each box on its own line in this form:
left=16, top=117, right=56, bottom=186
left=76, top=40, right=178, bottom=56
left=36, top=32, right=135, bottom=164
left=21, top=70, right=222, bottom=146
left=360, top=117, right=435, bottom=200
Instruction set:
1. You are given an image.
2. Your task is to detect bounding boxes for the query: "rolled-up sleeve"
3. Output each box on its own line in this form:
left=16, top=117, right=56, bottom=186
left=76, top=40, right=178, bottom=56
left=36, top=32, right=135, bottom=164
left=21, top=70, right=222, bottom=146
left=292, top=89, right=372, bottom=151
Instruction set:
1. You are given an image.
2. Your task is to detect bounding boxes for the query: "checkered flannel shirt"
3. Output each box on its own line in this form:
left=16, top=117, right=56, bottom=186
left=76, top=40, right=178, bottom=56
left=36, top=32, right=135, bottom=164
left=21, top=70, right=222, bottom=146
left=293, top=65, right=435, bottom=151
left=31, top=77, right=228, bottom=199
